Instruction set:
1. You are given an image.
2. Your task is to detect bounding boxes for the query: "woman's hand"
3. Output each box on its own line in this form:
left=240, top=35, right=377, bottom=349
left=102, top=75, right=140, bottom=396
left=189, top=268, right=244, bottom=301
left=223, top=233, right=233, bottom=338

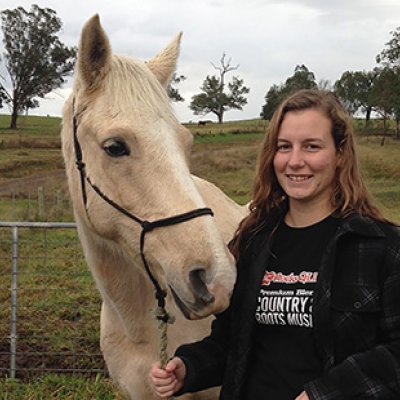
left=295, top=390, right=310, bottom=400
left=150, top=357, right=186, bottom=398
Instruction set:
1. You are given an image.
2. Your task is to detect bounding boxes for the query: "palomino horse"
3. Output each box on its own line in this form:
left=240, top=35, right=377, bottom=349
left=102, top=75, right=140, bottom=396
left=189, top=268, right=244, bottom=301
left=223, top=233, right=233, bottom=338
left=61, top=15, right=246, bottom=400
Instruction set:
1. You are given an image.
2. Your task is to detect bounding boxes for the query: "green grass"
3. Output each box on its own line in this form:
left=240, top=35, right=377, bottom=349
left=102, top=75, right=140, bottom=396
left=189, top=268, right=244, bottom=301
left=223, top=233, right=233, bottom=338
left=357, top=137, right=400, bottom=222
left=0, top=149, right=64, bottom=180
left=0, top=114, right=62, bottom=137
left=0, top=228, right=103, bottom=369
left=194, top=131, right=264, bottom=144
left=1, top=375, right=126, bottom=399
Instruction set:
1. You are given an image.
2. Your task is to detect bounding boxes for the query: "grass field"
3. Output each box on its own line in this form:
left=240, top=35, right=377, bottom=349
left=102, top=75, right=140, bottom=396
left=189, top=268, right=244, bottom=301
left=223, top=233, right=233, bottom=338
left=1, top=114, right=398, bottom=220
left=0, top=114, right=399, bottom=398
left=1, top=374, right=126, bottom=399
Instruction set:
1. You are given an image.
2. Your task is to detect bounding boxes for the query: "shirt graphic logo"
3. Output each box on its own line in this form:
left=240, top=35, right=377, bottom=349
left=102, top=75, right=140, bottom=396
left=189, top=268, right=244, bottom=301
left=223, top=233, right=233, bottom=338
left=262, top=270, right=318, bottom=287
left=256, top=270, right=318, bottom=328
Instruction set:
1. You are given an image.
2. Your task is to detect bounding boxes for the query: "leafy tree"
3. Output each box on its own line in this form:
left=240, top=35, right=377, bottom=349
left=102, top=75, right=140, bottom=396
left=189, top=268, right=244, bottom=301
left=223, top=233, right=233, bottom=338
left=167, top=73, right=186, bottom=102
left=261, top=65, right=317, bottom=120
left=284, top=64, right=317, bottom=94
left=370, top=66, right=400, bottom=139
left=261, top=84, right=284, bottom=121
left=0, top=5, right=76, bottom=129
left=190, top=53, right=249, bottom=123
left=375, top=27, right=400, bottom=139
left=376, top=27, right=400, bottom=67
left=334, top=70, right=377, bottom=123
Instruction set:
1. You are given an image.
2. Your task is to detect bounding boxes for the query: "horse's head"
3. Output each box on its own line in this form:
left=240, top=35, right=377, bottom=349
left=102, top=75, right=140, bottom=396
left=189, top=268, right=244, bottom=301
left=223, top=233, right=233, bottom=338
left=61, top=15, right=236, bottom=320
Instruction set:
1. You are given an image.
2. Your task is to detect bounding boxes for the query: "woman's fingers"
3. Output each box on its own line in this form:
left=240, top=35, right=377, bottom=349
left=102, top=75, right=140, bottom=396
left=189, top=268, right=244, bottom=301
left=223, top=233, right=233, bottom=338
left=150, top=358, right=185, bottom=398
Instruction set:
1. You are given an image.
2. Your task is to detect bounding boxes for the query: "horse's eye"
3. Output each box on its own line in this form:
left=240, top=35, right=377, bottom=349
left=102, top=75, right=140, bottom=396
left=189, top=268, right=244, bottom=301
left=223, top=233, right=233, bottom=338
left=103, top=139, right=130, bottom=157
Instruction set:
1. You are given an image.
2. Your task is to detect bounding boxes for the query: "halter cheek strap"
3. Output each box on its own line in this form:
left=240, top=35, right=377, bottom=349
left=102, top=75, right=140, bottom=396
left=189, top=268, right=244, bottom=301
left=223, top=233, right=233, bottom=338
left=71, top=101, right=214, bottom=311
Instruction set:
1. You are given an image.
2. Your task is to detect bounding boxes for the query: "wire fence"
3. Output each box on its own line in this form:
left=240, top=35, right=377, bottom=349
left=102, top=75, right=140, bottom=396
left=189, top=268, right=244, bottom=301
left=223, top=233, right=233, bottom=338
left=0, top=222, right=107, bottom=380
left=0, top=186, right=72, bottom=223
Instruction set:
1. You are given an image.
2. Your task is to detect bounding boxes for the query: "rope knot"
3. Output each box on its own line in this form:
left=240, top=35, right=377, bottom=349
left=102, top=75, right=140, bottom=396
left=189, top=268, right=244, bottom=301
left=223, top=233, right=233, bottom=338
left=151, top=305, right=175, bottom=370
left=141, top=220, right=154, bottom=233
left=153, top=306, right=175, bottom=325
left=155, top=289, right=167, bottom=308
left=75, top=160, right=85, bottom=171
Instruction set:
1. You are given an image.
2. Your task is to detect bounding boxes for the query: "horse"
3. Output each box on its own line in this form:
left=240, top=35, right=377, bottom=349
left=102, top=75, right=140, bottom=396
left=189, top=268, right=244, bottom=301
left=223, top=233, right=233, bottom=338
left=61, top=15, right=247, bottom=400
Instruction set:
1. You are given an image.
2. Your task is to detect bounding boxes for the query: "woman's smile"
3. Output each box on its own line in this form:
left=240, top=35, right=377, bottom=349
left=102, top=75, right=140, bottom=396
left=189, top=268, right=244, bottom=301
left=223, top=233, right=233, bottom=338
left=286, top=174, right=313, bottom=182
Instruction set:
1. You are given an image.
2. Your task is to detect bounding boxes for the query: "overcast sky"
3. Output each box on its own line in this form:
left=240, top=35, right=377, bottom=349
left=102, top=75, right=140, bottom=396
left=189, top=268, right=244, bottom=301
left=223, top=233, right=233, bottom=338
left=1, top=0, right=400, bottom=122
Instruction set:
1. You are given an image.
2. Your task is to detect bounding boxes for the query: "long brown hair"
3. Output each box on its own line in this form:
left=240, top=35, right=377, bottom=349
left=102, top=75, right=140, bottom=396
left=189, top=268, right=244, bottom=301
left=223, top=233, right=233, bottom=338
left=232, top=89, right=388, bottom=259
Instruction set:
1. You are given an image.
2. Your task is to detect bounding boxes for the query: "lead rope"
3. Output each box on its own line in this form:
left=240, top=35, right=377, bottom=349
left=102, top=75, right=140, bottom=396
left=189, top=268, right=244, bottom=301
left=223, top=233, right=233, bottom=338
left=140, top=224, right=176, bottom=369
left=137, top=213, right=212, bottom=400
left=152, top=304, right=175, bottom=367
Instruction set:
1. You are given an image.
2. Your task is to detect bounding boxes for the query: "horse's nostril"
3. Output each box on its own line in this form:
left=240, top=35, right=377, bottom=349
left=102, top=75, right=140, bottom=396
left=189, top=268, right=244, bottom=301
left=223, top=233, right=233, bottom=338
left=189, top=268, right=215, bottom=305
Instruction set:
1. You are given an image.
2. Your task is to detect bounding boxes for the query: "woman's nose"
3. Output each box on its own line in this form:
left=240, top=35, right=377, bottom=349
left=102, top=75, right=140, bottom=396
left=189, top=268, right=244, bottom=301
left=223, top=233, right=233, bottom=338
left=287, top=148, right=305, bottom=168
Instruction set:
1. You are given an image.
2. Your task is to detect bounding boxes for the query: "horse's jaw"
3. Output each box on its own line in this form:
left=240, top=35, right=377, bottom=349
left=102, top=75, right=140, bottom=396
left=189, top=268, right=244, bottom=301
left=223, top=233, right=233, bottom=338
left=170, top=281, right=233, bottom=320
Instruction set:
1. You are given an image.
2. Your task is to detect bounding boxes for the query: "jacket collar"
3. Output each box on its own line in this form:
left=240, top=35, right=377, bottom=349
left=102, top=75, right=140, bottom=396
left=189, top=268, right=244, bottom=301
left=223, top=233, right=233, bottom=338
left=338, top=213, right=385, bottom=238
left=253, top=209, right=385, bottom=238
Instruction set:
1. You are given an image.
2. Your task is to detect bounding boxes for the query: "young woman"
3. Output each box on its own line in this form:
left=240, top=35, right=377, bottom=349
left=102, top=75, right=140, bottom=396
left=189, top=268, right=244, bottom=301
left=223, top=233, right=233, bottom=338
left=150, top=89, right=400, bottom=399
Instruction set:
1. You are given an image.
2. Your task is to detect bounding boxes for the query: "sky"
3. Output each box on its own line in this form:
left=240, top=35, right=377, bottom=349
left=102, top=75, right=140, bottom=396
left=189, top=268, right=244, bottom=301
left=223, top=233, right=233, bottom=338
left=1, top=0, right=400, bottom=123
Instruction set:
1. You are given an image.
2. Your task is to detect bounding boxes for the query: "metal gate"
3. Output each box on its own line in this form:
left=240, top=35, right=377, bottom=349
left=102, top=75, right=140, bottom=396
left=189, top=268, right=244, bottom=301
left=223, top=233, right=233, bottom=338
left=0, top=222, right=106, bottom=379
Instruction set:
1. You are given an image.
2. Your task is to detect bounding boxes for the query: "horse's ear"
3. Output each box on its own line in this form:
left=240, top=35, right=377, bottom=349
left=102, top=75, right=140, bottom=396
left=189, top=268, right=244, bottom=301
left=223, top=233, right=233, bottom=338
left=77, top=14, right=111, bottom=92
left=147, top=32, right=182, bottom=88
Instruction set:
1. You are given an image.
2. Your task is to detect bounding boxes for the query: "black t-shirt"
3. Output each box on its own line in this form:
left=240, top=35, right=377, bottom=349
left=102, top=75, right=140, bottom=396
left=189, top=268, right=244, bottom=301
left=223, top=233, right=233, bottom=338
left=243, top=215, right=339, bottom=400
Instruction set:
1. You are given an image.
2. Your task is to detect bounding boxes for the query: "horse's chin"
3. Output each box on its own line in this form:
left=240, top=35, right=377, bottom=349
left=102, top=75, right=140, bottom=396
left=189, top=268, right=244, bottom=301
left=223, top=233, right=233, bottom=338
left=169, top=286, right=204, bottom=320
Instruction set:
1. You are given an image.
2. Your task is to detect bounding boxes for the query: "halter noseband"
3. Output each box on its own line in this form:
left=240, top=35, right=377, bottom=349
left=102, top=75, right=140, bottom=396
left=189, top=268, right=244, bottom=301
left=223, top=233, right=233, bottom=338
left=71, top=103, right=214, bottom=313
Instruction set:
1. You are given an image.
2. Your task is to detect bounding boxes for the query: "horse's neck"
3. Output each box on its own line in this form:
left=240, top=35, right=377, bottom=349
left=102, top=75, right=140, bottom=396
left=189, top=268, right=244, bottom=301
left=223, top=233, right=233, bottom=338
left=76, top=219, right=155, bottom=339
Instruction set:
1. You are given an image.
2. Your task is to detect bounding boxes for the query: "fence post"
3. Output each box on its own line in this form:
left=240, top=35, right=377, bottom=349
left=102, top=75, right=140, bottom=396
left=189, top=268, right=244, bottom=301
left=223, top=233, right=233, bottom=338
left=38, top=187, right=45, bottom=220
left=10, top=226, right=18, bottom=379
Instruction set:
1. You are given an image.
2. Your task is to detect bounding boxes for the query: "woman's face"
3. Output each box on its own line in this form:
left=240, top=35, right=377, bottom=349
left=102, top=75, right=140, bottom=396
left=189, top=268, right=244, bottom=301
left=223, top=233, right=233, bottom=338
left=273, top=108, right=339, bottom=213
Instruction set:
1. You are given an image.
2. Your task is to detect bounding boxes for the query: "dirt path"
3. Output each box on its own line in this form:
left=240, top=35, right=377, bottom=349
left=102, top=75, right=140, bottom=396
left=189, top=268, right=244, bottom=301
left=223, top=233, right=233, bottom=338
left=0, top=169, right=66, bottom=197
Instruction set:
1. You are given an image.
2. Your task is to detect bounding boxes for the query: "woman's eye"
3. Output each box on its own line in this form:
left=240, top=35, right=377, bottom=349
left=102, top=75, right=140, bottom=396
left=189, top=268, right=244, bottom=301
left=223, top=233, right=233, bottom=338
left=306, top=144, right=320, bottom=151
left=277, top=144, right=290, bottom=152
left=103, top=139, right=130, bottom=157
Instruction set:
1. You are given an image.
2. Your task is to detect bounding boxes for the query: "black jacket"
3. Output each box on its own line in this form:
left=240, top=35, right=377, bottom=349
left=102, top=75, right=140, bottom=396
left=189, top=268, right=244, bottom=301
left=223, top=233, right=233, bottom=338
left=176, top=214, right=400, bottom=399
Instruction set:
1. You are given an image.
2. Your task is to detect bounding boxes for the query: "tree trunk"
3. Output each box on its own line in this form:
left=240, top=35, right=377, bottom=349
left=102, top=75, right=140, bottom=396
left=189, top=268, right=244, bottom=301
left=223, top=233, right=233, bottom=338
left=365, top=107, right=371, bottom=130
left=10, top=100, right=18, bottom=129
left=380, top=115, right=387, bottom=146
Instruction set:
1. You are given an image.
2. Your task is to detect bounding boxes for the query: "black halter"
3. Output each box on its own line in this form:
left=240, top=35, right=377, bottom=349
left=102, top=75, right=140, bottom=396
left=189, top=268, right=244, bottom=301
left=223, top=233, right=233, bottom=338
left=71, top=103, right=214, bottom=313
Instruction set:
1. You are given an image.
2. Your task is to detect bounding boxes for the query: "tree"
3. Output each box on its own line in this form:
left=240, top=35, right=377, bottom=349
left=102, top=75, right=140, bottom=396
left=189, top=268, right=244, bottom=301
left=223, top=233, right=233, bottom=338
left=284, top=64, right=317, bottom=94
left=190, top=53, right=249, bottom=123
left=375, top=27, right=400, bottom=139
left=376, top=26, right=400, bottom=67
left=261, top=84, right=284, bottom=121
left=167, top=73, right=186, bottom=102
left=334, top=70, right=377, bottom=123
left=261, top=65, right=317, bottom=120
left=0, top=5, right=76, bottom=129
left=370, top=66, right=400, bottom=140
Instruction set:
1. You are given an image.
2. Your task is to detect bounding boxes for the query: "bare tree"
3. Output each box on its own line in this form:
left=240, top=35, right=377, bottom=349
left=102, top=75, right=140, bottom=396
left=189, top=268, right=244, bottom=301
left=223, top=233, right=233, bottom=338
left=190, top=53, right=249, bottom=123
